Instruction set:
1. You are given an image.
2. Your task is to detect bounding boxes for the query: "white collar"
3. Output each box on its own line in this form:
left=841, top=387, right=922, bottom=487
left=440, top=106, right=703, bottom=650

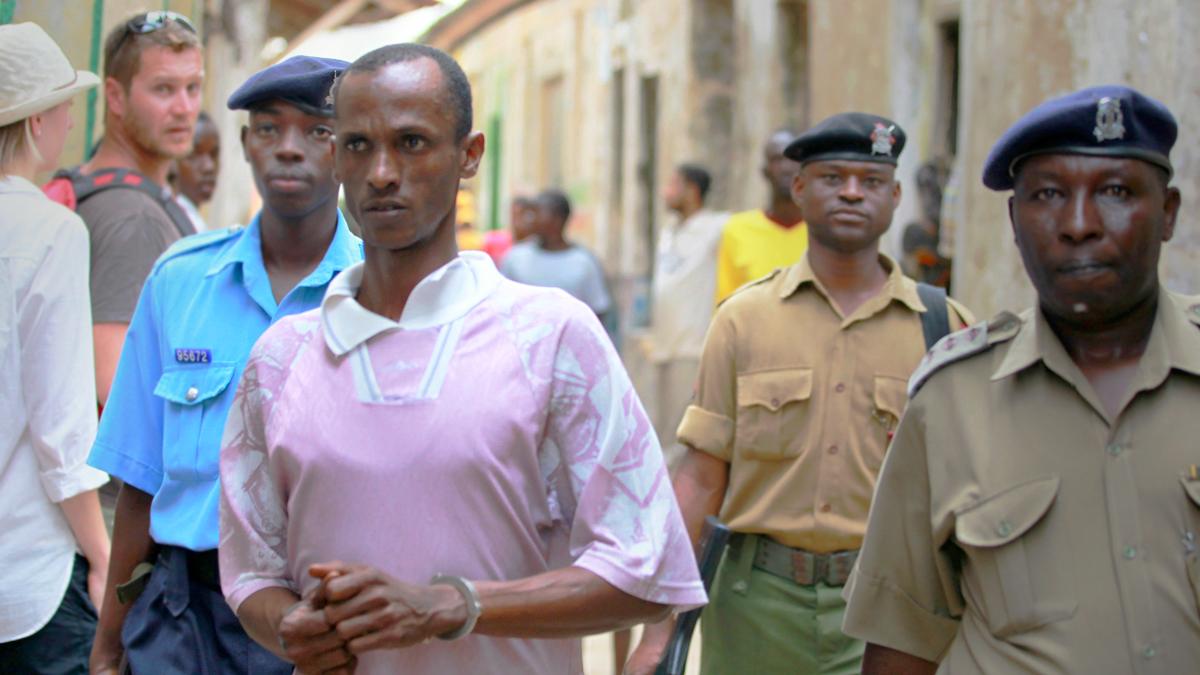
left=175, top=194, right=208, bottom=231
left=321, top=250, right=502, bottom=357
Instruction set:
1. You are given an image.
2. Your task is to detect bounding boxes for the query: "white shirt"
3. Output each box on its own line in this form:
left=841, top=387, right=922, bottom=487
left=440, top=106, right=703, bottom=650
left=648, top=209, right=727, bottom=361
left=0, top=176, right=108, bottom=641
left=175, top=193, right=209, bottom=232
left=500, top=241, right=612, bottom=314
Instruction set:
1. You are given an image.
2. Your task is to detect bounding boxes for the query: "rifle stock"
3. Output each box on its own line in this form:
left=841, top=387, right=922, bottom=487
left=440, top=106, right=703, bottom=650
left=654, top=516, right=731, bottom=675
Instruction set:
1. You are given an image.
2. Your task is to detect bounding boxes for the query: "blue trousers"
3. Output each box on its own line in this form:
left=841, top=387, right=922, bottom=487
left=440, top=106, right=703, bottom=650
left=0, top=554, right=96, bottom=675
left=122, top=546, right=290, bottom=675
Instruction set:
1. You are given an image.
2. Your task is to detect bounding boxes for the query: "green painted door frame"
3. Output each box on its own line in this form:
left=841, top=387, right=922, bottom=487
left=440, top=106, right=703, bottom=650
left=85, top=0, right=105, bottom=160
left=486, top=111, right=502, bottom=230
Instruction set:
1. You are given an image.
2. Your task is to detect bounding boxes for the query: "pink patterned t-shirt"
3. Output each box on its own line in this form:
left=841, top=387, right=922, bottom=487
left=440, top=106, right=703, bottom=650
left=218, top=253, right=705, bottom=674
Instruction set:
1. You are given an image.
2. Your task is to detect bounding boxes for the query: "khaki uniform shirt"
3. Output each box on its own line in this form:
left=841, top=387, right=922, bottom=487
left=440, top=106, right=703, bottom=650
left=843, top=289, right=1200, bottom=673
left=677, top=254, right=971, bottom=552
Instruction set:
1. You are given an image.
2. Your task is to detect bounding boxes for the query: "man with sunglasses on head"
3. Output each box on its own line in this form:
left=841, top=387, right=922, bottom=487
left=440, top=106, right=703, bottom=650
left=87, top=56, right=357, bottom=675
left=60, top=12, right=203, bottom=420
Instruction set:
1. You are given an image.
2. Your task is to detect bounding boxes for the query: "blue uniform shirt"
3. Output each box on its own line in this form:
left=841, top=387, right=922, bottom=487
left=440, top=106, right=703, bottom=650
left=89, top=211, right=362, bottom=551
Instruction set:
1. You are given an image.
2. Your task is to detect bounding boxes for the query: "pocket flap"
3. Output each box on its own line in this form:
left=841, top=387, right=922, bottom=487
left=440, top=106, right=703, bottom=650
left=1182, top=476, right=1200, bottom=508
left=957, top=476, right=1060, bottom=548
left=154, top=364, right=237, bottom=406
left=873, top=374, right=908, bottom=417
left=737, top=368, right=813, bottom=412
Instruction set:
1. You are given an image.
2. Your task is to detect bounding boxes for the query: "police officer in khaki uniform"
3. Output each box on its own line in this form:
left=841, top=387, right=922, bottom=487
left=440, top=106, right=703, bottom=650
left=846, top=85, right=1200, bottom=674
left=624, top=113, right=972, bottom=675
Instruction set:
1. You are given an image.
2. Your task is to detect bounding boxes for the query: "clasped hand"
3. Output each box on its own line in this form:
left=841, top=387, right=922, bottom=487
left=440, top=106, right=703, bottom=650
left=277, top=561, right=468, bottom=674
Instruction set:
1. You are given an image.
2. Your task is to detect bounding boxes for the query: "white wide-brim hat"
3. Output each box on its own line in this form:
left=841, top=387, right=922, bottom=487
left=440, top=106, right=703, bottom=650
left=0, top=22, right=99, bottom=127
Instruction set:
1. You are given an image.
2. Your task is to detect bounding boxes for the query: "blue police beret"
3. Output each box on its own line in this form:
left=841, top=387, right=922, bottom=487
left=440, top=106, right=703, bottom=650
left=982, top=85, right=1176, bottom=190
left=227, top=55, right=349, bottom=116
left=784, top=112, right=907, bottom=166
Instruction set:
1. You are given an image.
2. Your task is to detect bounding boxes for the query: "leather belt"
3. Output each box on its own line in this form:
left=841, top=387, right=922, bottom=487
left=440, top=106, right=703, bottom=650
left=184, top=548, right=221, bottom=590
left=751, top=535, right=858, bottom=587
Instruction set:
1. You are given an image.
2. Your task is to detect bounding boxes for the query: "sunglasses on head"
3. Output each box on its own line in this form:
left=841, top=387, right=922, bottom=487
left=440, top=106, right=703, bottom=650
left=114, top=11, right=197, bottom=52
left=128, top=10, right=197, bottom=35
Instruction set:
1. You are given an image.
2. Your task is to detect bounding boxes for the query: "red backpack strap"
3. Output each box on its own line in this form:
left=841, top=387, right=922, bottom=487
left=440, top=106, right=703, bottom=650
left=41, top=167, right=83, bottom=210
left=41, top=167, right=196, bottom=237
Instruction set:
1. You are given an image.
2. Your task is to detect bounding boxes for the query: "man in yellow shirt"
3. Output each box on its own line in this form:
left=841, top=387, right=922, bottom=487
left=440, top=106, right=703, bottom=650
left=714, top=129, right=807, bottom=302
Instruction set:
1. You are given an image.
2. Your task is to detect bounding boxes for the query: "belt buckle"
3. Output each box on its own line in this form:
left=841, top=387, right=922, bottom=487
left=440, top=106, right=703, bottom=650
left=791, top=550, right=821, bottom=585
left=827, top=550, right=857, bottom=586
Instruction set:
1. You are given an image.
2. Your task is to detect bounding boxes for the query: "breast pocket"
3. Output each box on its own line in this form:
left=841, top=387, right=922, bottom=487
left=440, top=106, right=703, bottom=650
left=735, top=368, right=813, bottom=460
left=1182, top=477, right=1200, bottom=616
left=868, top=374, right=908, bottom=471
left=154, top=363, right=238, bottom=480
left=955, top=475, right=1077, bottom=637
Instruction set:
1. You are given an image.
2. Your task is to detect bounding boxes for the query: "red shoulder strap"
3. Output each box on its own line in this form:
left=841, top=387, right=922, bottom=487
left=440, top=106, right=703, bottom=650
left=42, top=176, right=78, bottom=210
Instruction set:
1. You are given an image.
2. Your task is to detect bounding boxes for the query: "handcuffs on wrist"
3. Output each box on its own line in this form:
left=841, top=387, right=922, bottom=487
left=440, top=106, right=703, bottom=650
left=429, top=574, right=482, bottom=641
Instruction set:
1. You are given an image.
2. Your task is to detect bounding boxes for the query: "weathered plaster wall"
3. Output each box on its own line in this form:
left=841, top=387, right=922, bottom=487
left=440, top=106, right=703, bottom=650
left=807, top=0, right=892, bottom=120
left=205, top=0, right=270, bottom=230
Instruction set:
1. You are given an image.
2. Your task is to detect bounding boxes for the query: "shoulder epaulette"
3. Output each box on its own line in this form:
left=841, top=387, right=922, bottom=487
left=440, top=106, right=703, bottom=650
left=907, top=311, right=1022, bottom=397
left=154, top=224, right=245, bottom=270
left=719, top=268, right=782, bottom=307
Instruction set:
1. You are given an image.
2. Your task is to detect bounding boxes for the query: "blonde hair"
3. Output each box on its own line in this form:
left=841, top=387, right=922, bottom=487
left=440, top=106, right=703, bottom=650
left=0, top=117, right=43, bottom=177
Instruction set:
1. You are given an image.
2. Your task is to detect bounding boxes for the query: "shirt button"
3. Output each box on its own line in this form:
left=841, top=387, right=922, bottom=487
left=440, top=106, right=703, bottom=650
left=835, top=382, right=846, bottom=393
left=1142, top=646, right=1156, bottom=660
left=185, top=386, right=199, bottom=402
left=731, top=580, right=748, bottom=592
left=828, top=444, right=839, bottom=455
left=820, top=503, right=832, bottom=513
left=996, top=520, right=1013, bottom=537
left=1106, top=443, right=1123, bottom=456
left=1124, top=546, right=1138, bottom=560
left=770, top=397, right=781, bottom=407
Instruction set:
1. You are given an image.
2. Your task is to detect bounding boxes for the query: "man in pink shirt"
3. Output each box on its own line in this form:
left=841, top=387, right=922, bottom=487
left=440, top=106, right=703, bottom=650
left=218, top=43, right=705, bottom=675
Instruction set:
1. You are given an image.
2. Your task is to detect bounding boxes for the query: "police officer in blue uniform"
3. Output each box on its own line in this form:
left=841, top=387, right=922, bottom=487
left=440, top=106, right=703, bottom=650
left=87, top=55, right=360, bottom=674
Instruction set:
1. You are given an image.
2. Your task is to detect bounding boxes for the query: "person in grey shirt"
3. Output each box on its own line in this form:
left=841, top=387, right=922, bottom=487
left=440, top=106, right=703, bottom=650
left=71, top=12, right=203, bottom=408
left=501, top=188, right=612, bottom=324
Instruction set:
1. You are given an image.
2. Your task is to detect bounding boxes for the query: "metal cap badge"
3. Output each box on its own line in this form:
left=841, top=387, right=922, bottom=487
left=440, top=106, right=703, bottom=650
left=870, top=123, right=897, bottom=156
left=784, top=112, right=907, bottom=166
left=1093, top=96, right=1126, bottom=142
left=982, top=84, right=1176, bottom=191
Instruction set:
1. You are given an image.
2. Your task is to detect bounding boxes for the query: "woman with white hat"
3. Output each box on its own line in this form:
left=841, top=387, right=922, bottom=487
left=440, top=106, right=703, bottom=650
left=0, top=22, right=112, bottom=674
